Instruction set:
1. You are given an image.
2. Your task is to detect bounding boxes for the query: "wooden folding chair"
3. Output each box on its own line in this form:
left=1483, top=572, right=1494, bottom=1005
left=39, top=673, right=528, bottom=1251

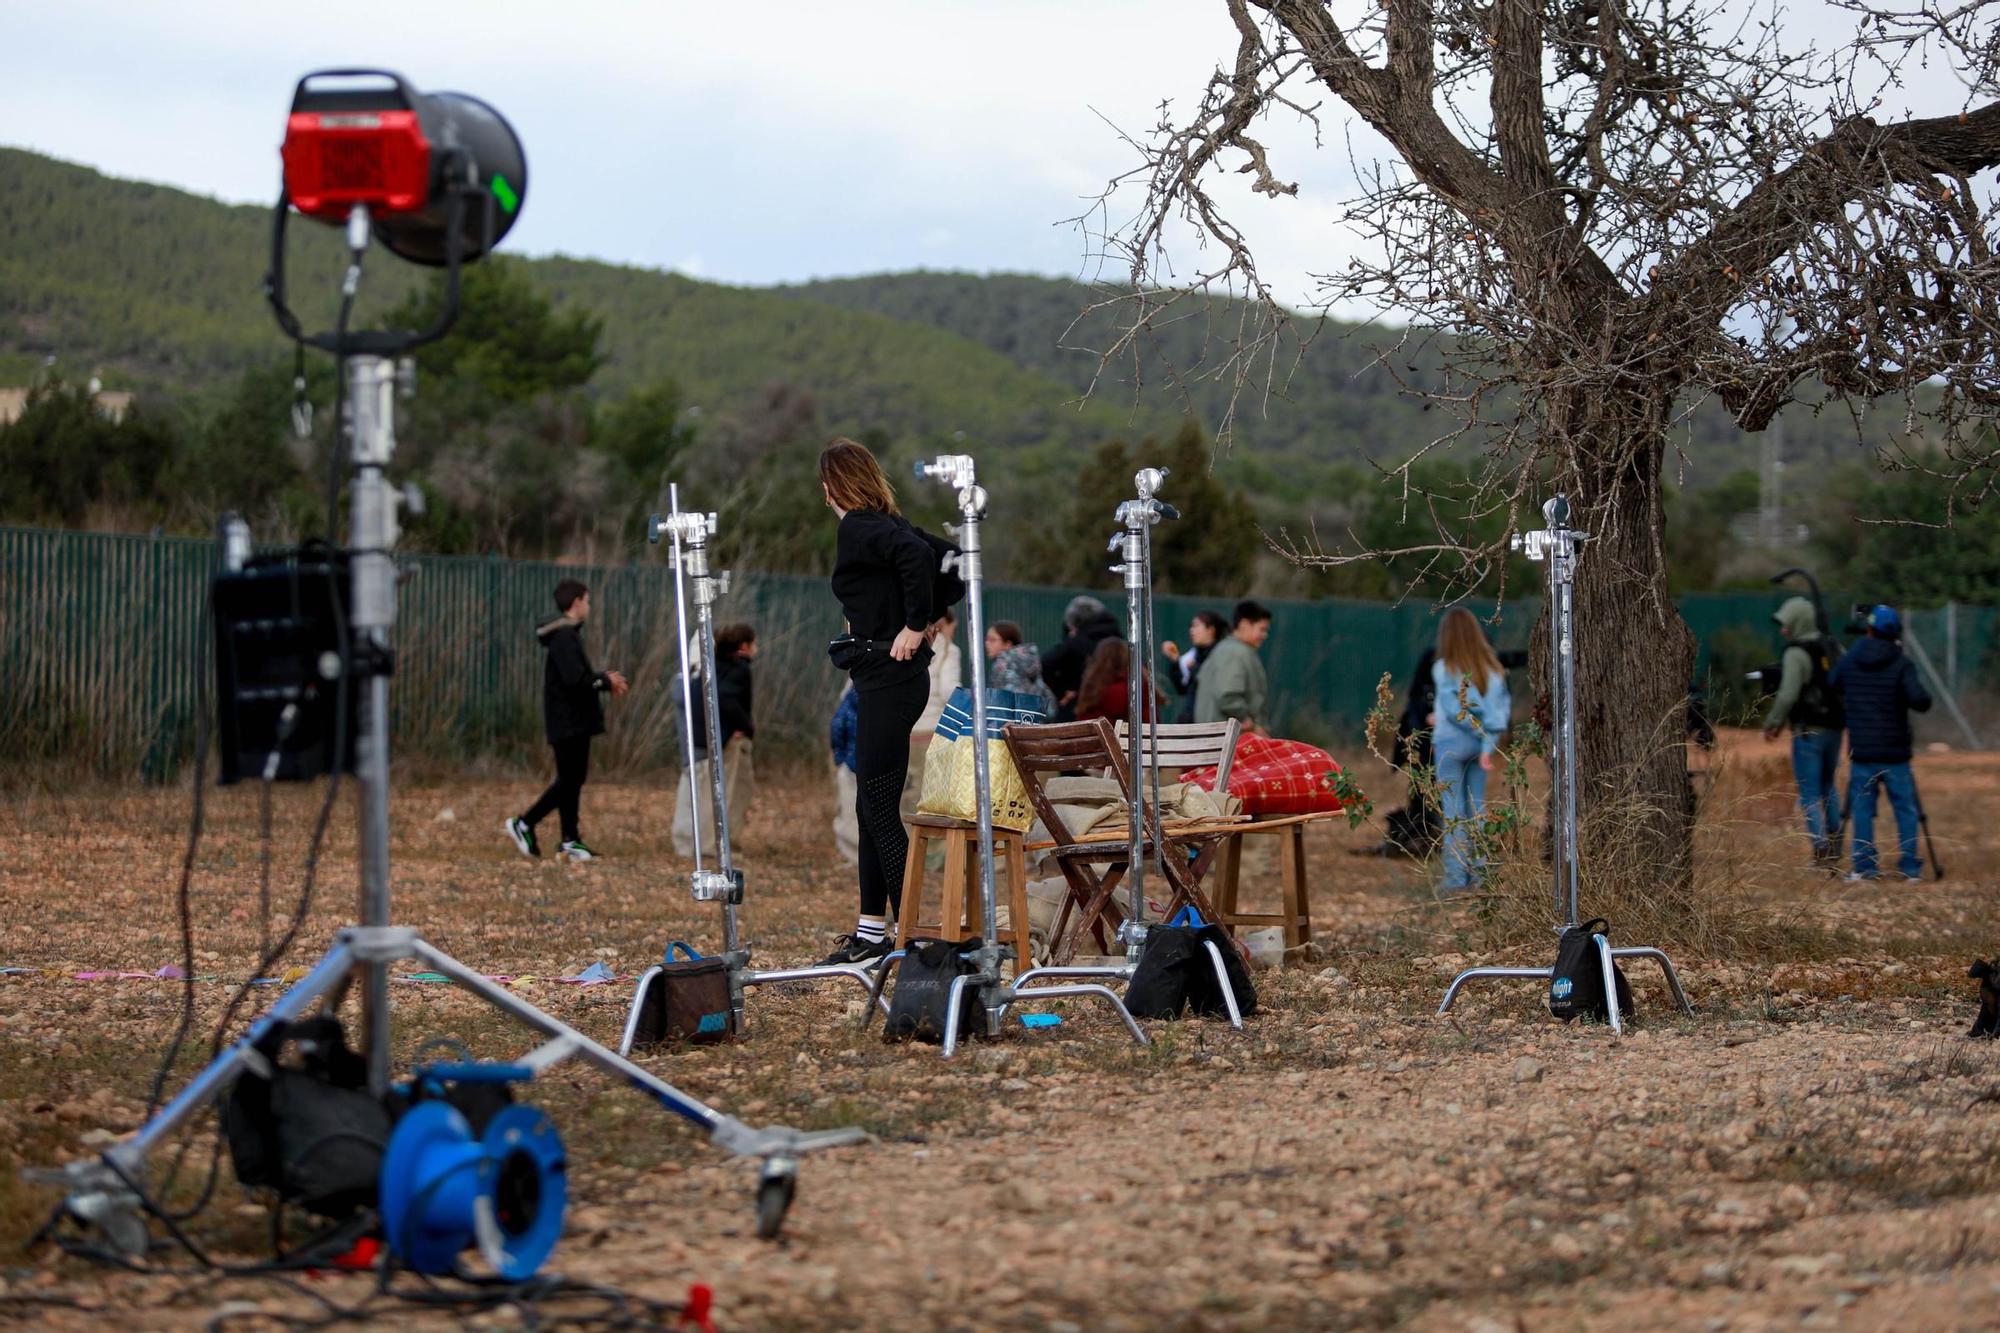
left=1002, top=718, right=1221, bottom=965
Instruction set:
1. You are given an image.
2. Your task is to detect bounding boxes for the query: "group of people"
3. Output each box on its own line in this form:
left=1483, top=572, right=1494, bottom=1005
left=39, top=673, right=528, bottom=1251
left=500, top=441, right=1937, bottom=942
left=1764, top=598, right=1934, bottom=881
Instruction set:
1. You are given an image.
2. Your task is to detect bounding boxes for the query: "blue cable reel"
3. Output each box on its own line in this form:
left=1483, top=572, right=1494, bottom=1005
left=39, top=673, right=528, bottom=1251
left=379, top=1064, right=567, bottom=1280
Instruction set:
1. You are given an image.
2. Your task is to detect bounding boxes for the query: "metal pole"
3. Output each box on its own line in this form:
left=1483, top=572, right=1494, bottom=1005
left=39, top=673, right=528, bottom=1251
left=346, top=350, right=399, bottom=1097
left=1556, top=536, right=1582, bottom=928
left=665, top=487, right=708, bottom=876
left=959, top=483, right=998, bottom=975
left=1121, top=519, right=1147, bottom=940
left=688, top=515, right=742, bottom=960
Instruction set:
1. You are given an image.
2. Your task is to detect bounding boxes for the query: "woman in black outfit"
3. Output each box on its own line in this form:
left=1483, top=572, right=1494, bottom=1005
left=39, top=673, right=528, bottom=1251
left=817, top=438, right=937, bottom=967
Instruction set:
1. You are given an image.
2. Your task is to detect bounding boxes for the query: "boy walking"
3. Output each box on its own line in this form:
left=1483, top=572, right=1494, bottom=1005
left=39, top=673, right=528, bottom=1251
left=1829, top=605, right=1932, bottom=882
left=506, top=579, right=627, bottom=861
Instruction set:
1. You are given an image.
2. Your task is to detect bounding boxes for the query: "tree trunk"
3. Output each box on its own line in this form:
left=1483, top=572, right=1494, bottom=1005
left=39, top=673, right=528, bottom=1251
left=1533, top=384, right=1697, bottom=911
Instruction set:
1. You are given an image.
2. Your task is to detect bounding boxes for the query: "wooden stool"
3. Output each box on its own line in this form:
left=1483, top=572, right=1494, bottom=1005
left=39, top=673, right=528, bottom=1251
left=896, top=814, right=1032, bottom=972
left=1211, top=815, right=1315, bottom=950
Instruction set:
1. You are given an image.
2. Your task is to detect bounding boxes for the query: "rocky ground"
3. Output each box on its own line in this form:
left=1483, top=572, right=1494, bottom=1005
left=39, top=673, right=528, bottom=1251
left=2, top=731, right=1999, bottom=1329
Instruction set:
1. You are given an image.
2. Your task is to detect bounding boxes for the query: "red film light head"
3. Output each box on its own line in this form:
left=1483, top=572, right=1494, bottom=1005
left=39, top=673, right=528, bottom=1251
left=280, top=69, right=527, bottom=267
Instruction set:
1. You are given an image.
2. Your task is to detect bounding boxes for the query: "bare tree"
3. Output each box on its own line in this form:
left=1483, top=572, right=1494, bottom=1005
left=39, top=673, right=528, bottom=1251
left=1087, top=0, right=2000, bottom=888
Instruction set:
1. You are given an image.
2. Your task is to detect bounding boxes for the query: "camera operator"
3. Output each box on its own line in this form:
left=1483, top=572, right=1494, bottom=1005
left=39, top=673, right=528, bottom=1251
left=1829, top=605, right=1933, bottom=882
left=1761, top=597, right=1845, bottom=868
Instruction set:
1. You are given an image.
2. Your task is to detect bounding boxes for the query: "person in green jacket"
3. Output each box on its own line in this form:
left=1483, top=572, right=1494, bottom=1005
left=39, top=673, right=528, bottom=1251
left=1194, top=600, right=1272, bottom=734
left=1761, top=596, right=1845, bottom=866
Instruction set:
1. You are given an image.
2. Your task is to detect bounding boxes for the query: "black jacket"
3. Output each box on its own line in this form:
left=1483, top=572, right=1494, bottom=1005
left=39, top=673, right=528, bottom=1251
left=1040, top=611, right=1123, bottom=719
left=830, top=509, right=934, bottom=693
left=538, top=618, right=610, bottom=744
left=688, top=655, right=754, bottom=756
left=1829, top=636, right=1932, bottom=764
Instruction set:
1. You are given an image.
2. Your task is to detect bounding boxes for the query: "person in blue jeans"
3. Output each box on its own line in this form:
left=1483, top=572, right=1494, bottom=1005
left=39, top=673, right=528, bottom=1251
left=1829, top=605, right=1932, bottom=882
left=1760, top=596, right=1846, bottom=867
left=1428, top=609, right=1512, bottom=895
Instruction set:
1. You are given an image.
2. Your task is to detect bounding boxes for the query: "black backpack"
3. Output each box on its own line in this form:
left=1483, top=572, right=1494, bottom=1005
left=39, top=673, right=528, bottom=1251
left=1790, top=635, right=1846, bottom=730
left=1548, top=918, right=1633, bottom=1024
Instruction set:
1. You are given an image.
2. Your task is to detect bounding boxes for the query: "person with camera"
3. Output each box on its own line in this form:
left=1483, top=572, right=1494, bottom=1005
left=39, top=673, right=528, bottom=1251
left=818, top=438, right=940, bottom=967
left=1761, top=596, right=1845, bottom=868
left=1829, top=605, right=1933, bottom=882
left=505, top=579, right=627, bottom=861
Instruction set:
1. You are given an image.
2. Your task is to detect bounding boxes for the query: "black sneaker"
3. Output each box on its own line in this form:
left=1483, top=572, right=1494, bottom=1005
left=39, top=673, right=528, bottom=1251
left=504, top=817, right=540, bottom=858
left=817, top=934, right=891, bottom=969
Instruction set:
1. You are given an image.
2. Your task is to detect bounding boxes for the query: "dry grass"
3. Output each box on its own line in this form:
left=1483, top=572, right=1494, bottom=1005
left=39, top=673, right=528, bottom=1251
left=2, top=737, right=1999, bottom=1327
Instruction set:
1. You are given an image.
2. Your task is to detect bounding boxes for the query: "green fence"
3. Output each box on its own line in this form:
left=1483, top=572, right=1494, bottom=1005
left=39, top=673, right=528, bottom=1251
left=2, top=525, right=1992, bottom=779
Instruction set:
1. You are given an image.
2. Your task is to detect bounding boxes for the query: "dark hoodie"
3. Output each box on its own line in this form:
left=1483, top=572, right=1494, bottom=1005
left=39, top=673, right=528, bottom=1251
left=1041, top=607, right=1124, bottom=715
left=1829, top=635, right=1931, bottom=764
left=538, top=617, right=610, bottom=744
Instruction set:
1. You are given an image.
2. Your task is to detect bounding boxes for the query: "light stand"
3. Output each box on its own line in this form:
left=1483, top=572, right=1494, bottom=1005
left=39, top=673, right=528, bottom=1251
left=1000, top=468, right=1243, bottom=1026
left=617, top=487, right=888, bottom=1054
left=1437, top=496, right=1693, bottom=1034
left=865, top=454, right=1149, bottom=1057
left=43, top=219, right=857, bottom=1253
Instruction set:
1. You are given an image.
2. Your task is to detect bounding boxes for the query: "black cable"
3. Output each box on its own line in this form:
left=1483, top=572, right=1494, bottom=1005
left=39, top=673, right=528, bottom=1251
left=321, top=245, right=364, bottom=543
left=147, top=564, right=216, bottom=1117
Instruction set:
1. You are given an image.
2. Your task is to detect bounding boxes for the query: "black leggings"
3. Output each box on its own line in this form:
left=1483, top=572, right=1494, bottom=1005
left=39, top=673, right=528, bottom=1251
left=854, top=673, right=929, bottom=918
left=523, top=735, right=592, bottom=843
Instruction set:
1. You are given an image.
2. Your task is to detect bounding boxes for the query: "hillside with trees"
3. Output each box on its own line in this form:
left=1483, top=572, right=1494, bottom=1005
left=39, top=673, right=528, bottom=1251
left=0, top=145, right=1977, bottom=603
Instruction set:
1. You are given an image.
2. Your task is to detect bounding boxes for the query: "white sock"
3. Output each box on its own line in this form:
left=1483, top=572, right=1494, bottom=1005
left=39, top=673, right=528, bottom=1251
left=854, top=915, right=888, bottom=944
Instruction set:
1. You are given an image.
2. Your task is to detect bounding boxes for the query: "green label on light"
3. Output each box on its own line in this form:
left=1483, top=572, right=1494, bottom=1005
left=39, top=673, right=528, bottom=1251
left=491, top=174, right=519, bottom=214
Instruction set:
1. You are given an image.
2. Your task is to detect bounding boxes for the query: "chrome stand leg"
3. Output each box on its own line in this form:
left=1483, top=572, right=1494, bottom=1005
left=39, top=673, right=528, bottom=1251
left=1611, top=946, right=1694, bottom=1014
left=1200, top=940, right=1245, bottom=1030
left=1593, top=932, right=1623, bottom=1037
left=1437, top=966, right=1553, bottom=1015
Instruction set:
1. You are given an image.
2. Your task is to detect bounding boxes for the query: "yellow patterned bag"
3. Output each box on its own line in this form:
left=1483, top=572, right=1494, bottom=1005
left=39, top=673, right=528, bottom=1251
left=917, top=735, right=1035, bottom=832
left=914, top=686, right=1042, bottom=832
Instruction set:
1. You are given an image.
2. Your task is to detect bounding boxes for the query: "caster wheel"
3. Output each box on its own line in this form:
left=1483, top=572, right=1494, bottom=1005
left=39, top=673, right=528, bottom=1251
left=755, top=1170, right=796, bottom=1240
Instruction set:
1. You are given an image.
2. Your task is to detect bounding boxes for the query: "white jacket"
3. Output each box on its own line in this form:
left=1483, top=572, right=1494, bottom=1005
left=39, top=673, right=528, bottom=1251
left=915, top=637, right=963, bottom=733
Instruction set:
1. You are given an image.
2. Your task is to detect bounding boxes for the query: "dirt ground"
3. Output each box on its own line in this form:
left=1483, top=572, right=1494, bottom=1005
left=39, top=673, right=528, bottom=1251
left=4, top=731, right=2000, bottom=1330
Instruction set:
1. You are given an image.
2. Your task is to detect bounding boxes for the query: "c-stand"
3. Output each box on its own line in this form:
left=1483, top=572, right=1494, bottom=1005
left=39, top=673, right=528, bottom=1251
left=1438, top=496, right=1693, bottom=1034
left=864, top=453, right=1149, bottom=1056
left=617, top=487, right=889, bottom=1055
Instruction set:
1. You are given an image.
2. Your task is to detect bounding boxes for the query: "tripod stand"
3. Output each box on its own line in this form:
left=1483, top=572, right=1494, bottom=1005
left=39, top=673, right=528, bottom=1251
left=46, top=304, right=856, bottom=1254
left=862, top=454, right=1149, bottom=1057
left=1437, top=496, right=1693, bottom=1035
left=617, top=487, right=889, bottom=1055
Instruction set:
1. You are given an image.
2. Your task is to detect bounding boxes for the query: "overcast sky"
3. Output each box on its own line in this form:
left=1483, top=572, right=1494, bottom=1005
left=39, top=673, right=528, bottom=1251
left=0, top=1, right=1973, bottom=305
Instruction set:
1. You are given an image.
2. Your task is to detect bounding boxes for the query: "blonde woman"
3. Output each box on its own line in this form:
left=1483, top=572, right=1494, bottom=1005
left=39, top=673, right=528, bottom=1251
left=1429, top=608, right=1512, bottom=895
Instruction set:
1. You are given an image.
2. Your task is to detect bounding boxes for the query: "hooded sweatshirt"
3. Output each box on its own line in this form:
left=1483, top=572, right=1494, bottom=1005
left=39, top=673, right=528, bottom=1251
left=1763, top=597, right=1840, bottom=733
left=1041, top=597, right=1123, bottom=710
left=1829, top=634, right=1932, bottom=764
left=538, top=617, right=610, bottom=744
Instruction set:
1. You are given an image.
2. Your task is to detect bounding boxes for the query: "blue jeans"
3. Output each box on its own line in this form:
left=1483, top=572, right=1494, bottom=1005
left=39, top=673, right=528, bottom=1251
left=1848, top=761, right=1922, bottom=880
left=1435, top=737, right=1487, bottom=893
left=1790, top=729, right=1841, bottom=856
